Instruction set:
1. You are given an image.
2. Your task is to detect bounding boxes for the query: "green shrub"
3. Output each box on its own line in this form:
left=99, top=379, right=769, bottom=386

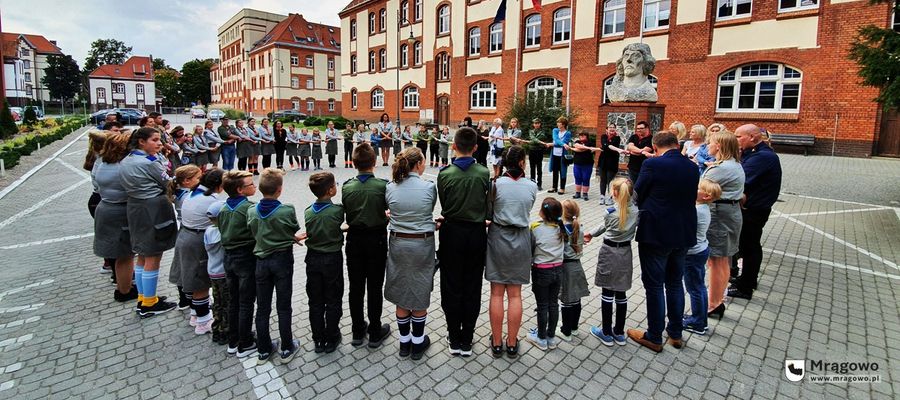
left=503, top=94, right=581, bottom=152
left=0, top=101, right=16, bottom=140
left=304, top=116, right=322, bottom=127
left=23, top=106, right=38, bottom=126
left=223, top=109, right=246, bottom=120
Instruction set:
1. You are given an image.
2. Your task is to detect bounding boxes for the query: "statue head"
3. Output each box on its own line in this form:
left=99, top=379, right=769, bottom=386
left=615, top=43, right=656, bottom=81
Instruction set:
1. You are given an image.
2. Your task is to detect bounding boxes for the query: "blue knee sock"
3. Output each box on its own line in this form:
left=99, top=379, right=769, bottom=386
left=134, top=266, right=144, bottom=297
left=142, top=270, right=160, bottom=305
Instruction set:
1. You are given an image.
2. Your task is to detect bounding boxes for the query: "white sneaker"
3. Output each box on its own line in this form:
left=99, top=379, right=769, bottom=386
left=194, top=318, right=213, bottom=335
left=547, top=336, right=561, bottom=349
left=526, top=329, right=548, bottom=351
left=189, top=315, right=197, bottom=327
left=558, top=332, right=574, bottom=342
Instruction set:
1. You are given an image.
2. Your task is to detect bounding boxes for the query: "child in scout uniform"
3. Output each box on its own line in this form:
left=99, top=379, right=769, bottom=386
left=310, top=128, right=324, bottom=170
left=324, top=121, right=340, bottom=168
left=285, top=125, right=300, bottom=170
left=342, top=123, right=355, bottom=168
left=341, top=143, right=392, bottom=348
left=205, top=200, right=229, bottom=345
left=303, top=172, right=346, bottom=353
left=298, top=128, right=312, bottom=171
left=402, top=126, right=414, bottom=149
left=438, top=127, right=451, bottom=168
left=392, top=126, right=403, bottom=158
left=429, top=128, right=441, bottom=167
left=247, top=168, right=305, bottom=365
left=558, top=199, right=590, bottom=342
left=415, top=127, right=430, bottom=160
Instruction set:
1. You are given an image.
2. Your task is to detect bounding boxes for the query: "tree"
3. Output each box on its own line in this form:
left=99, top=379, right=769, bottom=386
left=41, top=54, right=82, bottom=101
left=504, top=93, right=580, bottom=151
left=155, top=68, right=182, bottom=106
left=152, top=57, right=170, bottom=70
left=179, top=59, right=214, bottom=106
left=83, top=39, right=132, bottom=73
left=0, top=101, right=17, bottom=139
left=848, top=0, right=900, bottom=108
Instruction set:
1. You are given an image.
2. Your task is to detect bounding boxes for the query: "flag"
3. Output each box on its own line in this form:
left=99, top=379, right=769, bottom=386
left=494, top=0, right=507, bottom=23
left=532, top=0, right=542, bottom=11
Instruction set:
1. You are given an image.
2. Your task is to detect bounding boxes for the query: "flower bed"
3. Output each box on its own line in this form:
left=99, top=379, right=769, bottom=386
left=0, top=117, right=86, bottom=170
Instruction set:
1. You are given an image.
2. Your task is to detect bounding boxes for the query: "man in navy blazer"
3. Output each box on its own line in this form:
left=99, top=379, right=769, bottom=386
left=627, top=130, right=700, bottom=352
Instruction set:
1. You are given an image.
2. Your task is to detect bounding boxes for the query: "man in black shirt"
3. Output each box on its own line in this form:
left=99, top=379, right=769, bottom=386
left=626, top=121, right=653, bottom=183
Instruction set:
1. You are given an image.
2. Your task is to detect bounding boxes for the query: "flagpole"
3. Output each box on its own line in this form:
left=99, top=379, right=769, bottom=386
left=513, top=0, right=519, bottom=97
left=639, top=1, right=645, bottom=43
left=565, top=0, right=573, bottom=114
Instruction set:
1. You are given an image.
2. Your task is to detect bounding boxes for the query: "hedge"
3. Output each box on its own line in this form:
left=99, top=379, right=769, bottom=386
left=0, top=117, right=85, bottom=170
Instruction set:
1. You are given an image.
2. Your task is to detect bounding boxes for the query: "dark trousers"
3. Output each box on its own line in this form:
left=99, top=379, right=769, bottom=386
left=262, top=155, right=272, bottom=169
left=345, top=228, right=388, bottom=337
left=327, top=154, right=337, bottom=167
left=531, top=266, right=561, bottom=339
left=638, top=243, right=687, bottom=344
left=305, top=250, right=344, bottom=343
left=529, top=150, right=544, bottom=187
left=275, top=146, right=285, bottom=169
left=344, top=142, right=354, bottom=163
left=733, top=208, right=772, bottom=293
left=439, top=221, right=486, bottom=347
left=599, top=167, right=617, bottom=196
left=238, top=157, right=248, bottom=171
left=430, top=145, right=440, bottom=164
left=628, top=168, right=640, bottom=185
left=550, top=155, right=567, bottom=190
left=416, top=142, right=428, bottom=159
left=211, top=278, right=230, bottom=339
left=255, top=249, right=294, bottom=353
left=223, top=245, right=256, bottom=348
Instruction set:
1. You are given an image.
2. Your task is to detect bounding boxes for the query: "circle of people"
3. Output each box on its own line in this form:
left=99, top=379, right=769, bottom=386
left=86, top=111, right=781, bottom=364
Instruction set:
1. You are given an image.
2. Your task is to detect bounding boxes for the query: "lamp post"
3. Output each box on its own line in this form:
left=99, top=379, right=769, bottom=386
left=271, top=56, right=284, bottom=117
left=396, top=10, right=415, bottom=134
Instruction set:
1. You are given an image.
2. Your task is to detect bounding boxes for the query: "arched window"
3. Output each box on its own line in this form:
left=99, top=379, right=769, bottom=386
left=371, top=88, right=384, bottom=109
left=643, top=0, right=670, bottom=30
left=401, top=1, right=409, bottom=23
left=436, top=52, right=451, bottom=81
left=526, top=77, right=563, bottom=106
left=489, top=23, right=503, bottom=53
left=524, top=14, right=541, bottom=48
left=350, top=19, right=357, bottom=39
left=379, top=49, right=387, bottom=70
left=369, top=51, right=376, bottom=71
left=414, top=41, right=422, bottom=65
left=351, top=89, right=358, bottom=109
left=291, top=77, right=299, bottom=89
left=717, top=0, right=752, bottom=20
left=114, top=83, right=126, bottom=94
left=603, top=0, right=626, bottom=36
left=368, top=12, right=376, bottom=34
left=400, top=44, right=409, bottom=68
left=351, top=55, right=357, bottom=74
left=415, top=0, right=423, bottom=21
left=438, top=5, right=451, bottom=34
left=404, top=86, right=420, bottom=108
left=469, top=27, right=481, bottom=56
left=553, top=8, right=571, bottom=43
left=379, top=9, right=386, bottom=31
left=470, top=81, right=497, bottom=109
left=717, top=63, right=802, bottom=111
left=307, top=98, right=315, bottom=112
left=603, top=75, right=658, bottom=103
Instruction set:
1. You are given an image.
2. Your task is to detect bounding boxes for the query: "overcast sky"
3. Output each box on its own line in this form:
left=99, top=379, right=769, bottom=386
left=1, top=0, right=344, bottom=69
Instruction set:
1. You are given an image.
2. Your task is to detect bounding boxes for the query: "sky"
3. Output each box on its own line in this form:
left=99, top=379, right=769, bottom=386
left=0, top=0, right=345, bottom=69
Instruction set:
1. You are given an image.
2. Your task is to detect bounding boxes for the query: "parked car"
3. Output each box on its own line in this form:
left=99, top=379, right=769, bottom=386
left=10, top=107, right=23, bottom=122
left=191, top=108, right=206, bottom=118
left=272, top=109, right=307, bottom=122
left=208, top=109, right=226, bottom=121
left=11, top=109, right=21, bottom=122
left=113, top=109, right=143, bottom=125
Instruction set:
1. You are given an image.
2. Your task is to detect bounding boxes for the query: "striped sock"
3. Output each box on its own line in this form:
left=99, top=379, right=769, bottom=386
left=142, top=270, right=160, bottom=307
left=411, top=315, right=427, bottom=344
left=397, top=316, right=411, bottom=343
left=193, top=296, right=211, bottom=321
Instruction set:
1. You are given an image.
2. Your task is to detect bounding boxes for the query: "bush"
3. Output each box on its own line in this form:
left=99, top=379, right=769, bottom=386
left=223, top=109, right=246, bottom=120
left=0, top=101, right=16, bottom=140
left=23, top=106, right=38, bottom=126
left=303, top=116, right=322, bottom=127
left=0, top=117, right=84, bottom=170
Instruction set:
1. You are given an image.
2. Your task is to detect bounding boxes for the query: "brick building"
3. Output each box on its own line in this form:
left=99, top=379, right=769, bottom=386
left=338, top=0, right=898, bottom=157
left=212, top=9, right=342, bottom=118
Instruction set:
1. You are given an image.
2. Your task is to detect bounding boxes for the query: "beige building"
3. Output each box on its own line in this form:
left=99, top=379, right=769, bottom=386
left=1, top=32, right=64, bottom=107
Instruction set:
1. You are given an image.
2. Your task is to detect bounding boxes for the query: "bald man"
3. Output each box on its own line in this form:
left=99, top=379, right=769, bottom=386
left=728, top=124, right=782, bottom=300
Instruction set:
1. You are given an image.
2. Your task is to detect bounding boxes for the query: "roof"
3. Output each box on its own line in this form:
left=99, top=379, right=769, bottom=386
left=339, top=0, right=375, bottom=17
left=249, top=13, right=341, bottom=55
left=1, top=32, right=63, bottom=54
left=89, top=56, right=154, bottom=81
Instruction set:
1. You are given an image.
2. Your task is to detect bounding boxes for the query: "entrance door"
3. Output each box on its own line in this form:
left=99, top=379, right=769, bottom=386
left=436, top=96, right=449, bottom=126
left=877, top=108, right=900, bottom=157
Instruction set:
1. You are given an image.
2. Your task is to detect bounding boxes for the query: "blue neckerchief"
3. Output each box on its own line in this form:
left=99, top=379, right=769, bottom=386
left=607, top=207, right=617, bottom=214
left=357, top=173, right=374, bottom=183
left=175, top=188, right=190, bottom=201
left=225, top=196, right=247, bottom=210
left=451, top=157, right=476, bottom=171
left=564, top=223, right=574, bottom=236
left=190, top=185, right=207, bottom=198
left=256, top=199, right=282, bottom=219
left=311, top=201, right=332, bottom=214
left=130, top=150, right=157, bottom=162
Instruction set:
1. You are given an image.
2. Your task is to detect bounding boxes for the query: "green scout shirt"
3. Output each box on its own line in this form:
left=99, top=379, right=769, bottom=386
left=247, top=200, right=301, bottom=258
left=437, top=159, right=490, bottom=223
left=341, top=173, right=389, bottom=228
left=217, top=197, right=255, bottom=250
left=303, top=200, right=345, bottom=253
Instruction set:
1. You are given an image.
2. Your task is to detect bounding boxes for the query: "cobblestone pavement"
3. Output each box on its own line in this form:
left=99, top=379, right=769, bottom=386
left=0, top=128, right=898, bottom=399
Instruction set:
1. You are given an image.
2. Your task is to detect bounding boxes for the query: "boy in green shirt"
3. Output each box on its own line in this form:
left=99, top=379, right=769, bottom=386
left=304, top=172, right=346, bottom=353
left=247, top=168, right=306, bottom=365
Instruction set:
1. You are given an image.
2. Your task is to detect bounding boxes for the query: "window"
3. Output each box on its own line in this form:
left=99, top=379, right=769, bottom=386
left=894, top=5, right=900, bottom=32
left=351, top=89, right=358, bottom=109
left=290, top=55, right=299, bottom=66
left=21, top=48, right=30, bottom=56
left=469, top=28, right=481, bottom=56
left=306, top=56, right=313, bottom=67
left=291, top=77, right=300, bottom=89
left=113, top=83, right=125, bottom=94
left=97, top=88, right=106, bottom=101
left=369, top=12, right=376, bottom=34
left=328, top=99, right=335, bottom=112
left=25, top=85, right=32, bottom=96
left=553, top=8, right=572, bottom=43
left=24, top=72, right=31, bottom=82
left=379, top=49, right=387, bottom=70
left=415, top=0, right=423, bottom=21
left=525, top=14, right=541, bottom=48
left=379, top=9, right=386, bottom=31
left=717, top=0, right=752, bottom=19
left=404, top=87, right=419, bottom=108
left=369, top=51, right=376, bottom=71
left=401, top=1, right=409, bottom=23
left=307, top=78, right=314, bottom=89
left=489, top=23, right=503, bottom=53
left=526, top=77, right=563, bottom=106
left=438, top=5, right=451, bottom=35
left=328, top=58, right=334, bottom=70
left=351, top=55, right=357, bottom=74
left=470, top=81, right=497, bottom=109
left=328, top=79, right=335, bottom=90
left=414, top=42, right=422, bottom=65
left=401, top=44, right=409, bottom=67
left=262, top=98, right=267, bottom=110
left=778, top=0, right=818, bottom=12
left=643, top=0, right=670, bottom=30
left=437, top=52, right=451, bottom=81
left=716, top=63, right=802, bottom=111
left=604, top=75, right=657, bottom=103
left=350, top=19, right=357, bottom=39
left=371, top=88, right=384, bottom=108
left=23, top=60, right=30, bottom=69
left=603, top=0, right=626, bottom=36
left=292, top=99, right=300, bottom=110
left=136, top=84, right=145, bottom=95
left=307, top=99, right=315, bottom=111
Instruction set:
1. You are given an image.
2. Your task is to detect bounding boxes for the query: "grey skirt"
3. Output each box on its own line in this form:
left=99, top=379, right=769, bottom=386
left=194, top=151, right=209, bottom=166
left=708, top=202, right=743, bottom=257
left=208, top=148, right=221, bottom=164
left=484, top=224, right=532, bottom=285
left=237, top=141, right=254, bottom=158
left=325, top=140, right=338, bottom=155
left=312, top=145, right=323, bottom=159
left=286, top=143, right=299, bottom=156
left=250, top=142, right=261, bottom=157
left=93, top=201, right=132, bottom=259
left=559, top=259, right=590, bottom=303
left=260, top=142, right=276, bottom=156
left=595, top=243, right=633, bottom=292
left=385, top=235, right=435, bottom=311
left=299, top=144, right=311, bottom=157
left=127, top=195, right=177, bottom=256
left=173, top=227, right=211, bottom=291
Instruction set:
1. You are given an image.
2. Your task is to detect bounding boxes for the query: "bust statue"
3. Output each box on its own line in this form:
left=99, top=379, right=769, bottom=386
left=606, top=43, right=658, bottom=103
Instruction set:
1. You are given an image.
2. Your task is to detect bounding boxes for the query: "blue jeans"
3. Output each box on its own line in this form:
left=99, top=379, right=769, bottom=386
left=255, top=249, right=294, bottom=353
left=221, top=144, right=236, bottom=170
left=531, top=266, right=562, bottom=339
left=638, top=243, right=687, bottom=344
left=683, top=248, right=710, bottom=328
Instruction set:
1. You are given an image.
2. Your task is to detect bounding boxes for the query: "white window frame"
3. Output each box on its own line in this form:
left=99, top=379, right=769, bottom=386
left=470, top=81, right=497, bottom=110
left=307, top=99, right=315, bottom=112
left=328, top=99, right=335, bottom=112
left=437, top=52, right=450, bottom=81
left=136, top=84, right=145, bottom=94
left=371, top=88, right=384, bottom=109
left=291, top=77, right=299, bottom=89
left=403, top=86, right=420, bottom=109
left=643, top=0, right=670, bottom=31
left=292, top=99, right=300, bottom=110
left=553, top=8, right=572, bottom=44
left=716, top=63, right=803, bottom=113
left=716, top=0, right=752, bottom=20
left=438, top=5, right=451, bottom=35
left=351, top=55, right=358, bottom=74
left=379, top=9, right=387, bottom=31
left=369, top=12, right=376, bottom=34
left=379, top=49, right=387, bottom=70
left=525, top=14, right=541, bottom=48
left=603, top=0, right=626, bottom=37
left=114, top=83, right=125, bottom=94
left=351, top=89, right=358, bottom=109
left=401, top=1, right=409, bottom=23
left=328, top=58, right=334, bottom=70
left=350, top=19, right=357, bottom=39
left=489, top=23, right=503, bottom=53
left=23, top=60, right=30, bottom=69
left=400, top=44, right=409, bottom=67
left=290, top=55, right=299, bottom=66
left=369, top=51, right=376, bottom=71
left=97, top=88, right=106, bottom=101
left=414, top=42, right=422, bottom=65
left=306, top=56, right=313, bottom=67
left=415, top=0, right=423, bottom=21
left=307, top=78, right=314, bottom=89
left=469, top=27, right=481, bottom=56
left=526, top=77, right=563, bottom=106
left=778, top=0, right=819, bottom=13
left=328, top=79, right=335, bottom=90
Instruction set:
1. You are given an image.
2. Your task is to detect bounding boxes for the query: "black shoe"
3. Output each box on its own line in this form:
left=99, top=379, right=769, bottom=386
left=368, top=324, right=391, bottom=349
left=684, top=325, right=708, bottom=335
left=324, top=335, right=342, bottom=354
left=139, top=299, right=177, bottom=318
left=351, top=322, right=368, bottom=347
left=257, top=340, right=278, bottom=365
left=727, top=286, right=752, bottom=300
left=537, top=185, right=543, bottom=190
left=114, top=286, right=138, bottom=302
left=237, top=340, right=258, bottom=358
left=583, top=194, right=589, bottom=201
left=728, top=275, right=739, bottom=284
left=314, top=341, right=326, bottom=354
left=506, top=339, right=519, bottom=359
left=708, top=303, right=725, bottom=320
left=410, top=335, right=431, bottom=360
left=573, top=192, right=581, bottom=199
left=399, top=341, right=411, bottom=358
left=547, top=188, right=557, bottom=193
left=490, top=336, right=503, bottom=358
left=459, top=342, right=472, bottom=357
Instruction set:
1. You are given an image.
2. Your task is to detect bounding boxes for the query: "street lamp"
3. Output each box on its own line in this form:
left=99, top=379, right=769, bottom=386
left=397, top=10, right=415, bottom=134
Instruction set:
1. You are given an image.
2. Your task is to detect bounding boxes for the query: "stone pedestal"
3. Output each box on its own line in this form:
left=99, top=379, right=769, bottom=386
left=598, top=102, right=666, bottom=169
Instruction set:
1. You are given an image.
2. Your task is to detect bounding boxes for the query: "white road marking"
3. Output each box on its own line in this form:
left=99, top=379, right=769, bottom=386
left=54, top=158, right=91, bottom=180
left=0, top=127, right=89, bottom=201
left=0, top=316, right=40, bottom=329
left=0, top=280, right=54, bottom=301
left=765, top=248, right=900, bottom=281
left=783, top=193, right=893, bottom=209
left=241, top=356, right=294, bottom=400
left=0, top=233, right=94, bottom=250
left=0, top=334, right=33, bottom=348
left=63, top=149, right=86, bottom=157
left=0, top=177, right=90, bottom=230
left=774, top=207, right=888, bottom=218
left=0, top=304, right=44, bottom=314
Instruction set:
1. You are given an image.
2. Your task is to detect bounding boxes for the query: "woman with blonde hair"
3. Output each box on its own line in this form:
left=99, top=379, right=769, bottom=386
left=669, top=121, right=687, bottom=143
left=702, top=131, right=745, bottom=320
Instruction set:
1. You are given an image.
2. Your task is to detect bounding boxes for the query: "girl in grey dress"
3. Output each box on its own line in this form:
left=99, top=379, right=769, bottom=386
left=298, top=128, right=312, bottom=171
left=558, top=199, right=590, bottom=341
left=258, top=119, right=276, bottom=169
left=235, top=120, right=254, bottom=171
left=584, top=177, right=638, bottom=346
left=384, top=147, right=437, bottom=360
left=438, top=127, right=450, bottom=167
left=285, top=126, right=300, bottom=169
left=324, top=122, right=340, bottom=168
left=484, top=146, right=537, bottom=358
left=310, top=128, right=323, bottom=170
